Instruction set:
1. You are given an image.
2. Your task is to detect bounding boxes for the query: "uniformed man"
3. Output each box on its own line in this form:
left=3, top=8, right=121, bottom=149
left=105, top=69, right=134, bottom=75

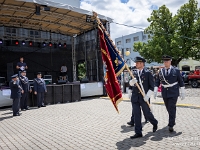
left=19, top=70, right=32, bottom=111
left=9, top=74, right=24, bottom=116
left=154, top=55, right=185, bottom=132
left=129, top=57, right=158, bottom=139
left=33, top=72, right=47, bottom=108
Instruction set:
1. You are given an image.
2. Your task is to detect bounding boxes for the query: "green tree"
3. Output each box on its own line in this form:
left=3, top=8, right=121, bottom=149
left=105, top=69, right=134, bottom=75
left=134, top=0, right=200, bottom=66
left=78, top=62, right=86, bottom=80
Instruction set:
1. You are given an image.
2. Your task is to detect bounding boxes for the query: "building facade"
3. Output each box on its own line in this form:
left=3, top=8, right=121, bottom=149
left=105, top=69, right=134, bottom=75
left=178, top=58, right=200, bottom=71
left=115, top=31, right=159, bottom=67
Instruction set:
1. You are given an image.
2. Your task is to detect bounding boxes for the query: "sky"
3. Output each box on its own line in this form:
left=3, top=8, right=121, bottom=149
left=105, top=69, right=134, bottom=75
left=79, top=0, right=200, bottom=40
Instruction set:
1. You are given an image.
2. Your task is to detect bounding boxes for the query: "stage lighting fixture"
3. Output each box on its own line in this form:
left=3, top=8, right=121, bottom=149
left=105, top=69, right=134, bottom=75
left=0, top=39, right=2, bottom=44
left=35, top=5, right=41, bottom=15
left=43, top=42, right=46, bottom=46
left=64, top=43, right=66, bottom=47
left=49, top=42, right=52, bottom=47
left=58, top=43, right=62, bottom=47
left=43, top=6, right=50, bottom=11
left=22, top=40, right=25, bottom=45
left=29, top=41, right=33, bottom=46
left=86, top=15, right=91, bottom=22
left=15, top=40, right=19, bottom=45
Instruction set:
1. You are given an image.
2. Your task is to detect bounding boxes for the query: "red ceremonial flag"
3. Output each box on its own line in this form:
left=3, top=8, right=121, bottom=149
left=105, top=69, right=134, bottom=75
left=98, top=27, right=123, bottom=113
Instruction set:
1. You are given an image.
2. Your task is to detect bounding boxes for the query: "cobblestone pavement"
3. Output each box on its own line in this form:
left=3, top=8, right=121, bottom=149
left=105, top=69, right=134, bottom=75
left=0, top=95, right=200, bottom=150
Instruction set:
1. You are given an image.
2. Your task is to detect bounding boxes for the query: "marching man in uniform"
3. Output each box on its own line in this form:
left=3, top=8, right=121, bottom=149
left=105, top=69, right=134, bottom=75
left=129, top=57, right=158, bottom=139
left=19, top=70, right=32, bottom=111
left=33, top=72, right=47, bottom=108
left=154, top=55, right=185, bottom=132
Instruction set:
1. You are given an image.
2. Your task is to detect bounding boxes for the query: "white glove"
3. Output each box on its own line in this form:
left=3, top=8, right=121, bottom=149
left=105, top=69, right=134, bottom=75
left=154, top=87, right=158, bottom=99
left=144, top=95, right=150, bottom=102
left=128, top=89, right=132, bottom=99
left=144, top=90, right=153, bottom=102
left=129, top=78, right=137, bottom=86
left=180, top=87, right=185, bottom=100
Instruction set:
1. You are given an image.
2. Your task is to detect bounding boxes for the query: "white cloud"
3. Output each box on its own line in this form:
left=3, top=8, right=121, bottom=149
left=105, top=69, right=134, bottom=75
left=80, top=0, right=199, bottom=40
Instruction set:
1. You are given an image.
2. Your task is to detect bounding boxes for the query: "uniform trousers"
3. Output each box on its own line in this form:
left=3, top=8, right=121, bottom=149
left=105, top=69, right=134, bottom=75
left=37, top=92, right=45, bottom=107
left=133, top=95, right=158, bottom=135
left=163, top=97, right=178, bottom=127
left=20, top=92, right=28, bottom=109
left=12, top=98, right=20, bottom=115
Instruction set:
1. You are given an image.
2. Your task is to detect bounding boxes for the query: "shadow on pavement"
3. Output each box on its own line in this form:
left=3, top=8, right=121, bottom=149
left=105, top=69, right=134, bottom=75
left=1, top=112, right=12, bottom=115
left=120, top=122, right=147, bottom=133
left=0, top=115, right=13, bottom=121
left=116, top=126, right=182, bottom=150
left=121, top=125, right=134, bottom=133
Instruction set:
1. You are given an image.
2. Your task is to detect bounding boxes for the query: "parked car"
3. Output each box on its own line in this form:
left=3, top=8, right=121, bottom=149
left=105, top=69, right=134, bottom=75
left=187, top=69, right=200, bottom=88
left=0, top=77, right=12, bottom=107
left=0, top=88, right=12, bottom=107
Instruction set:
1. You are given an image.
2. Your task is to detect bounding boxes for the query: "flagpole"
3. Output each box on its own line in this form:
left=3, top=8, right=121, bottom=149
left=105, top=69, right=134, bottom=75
left=93, top=11, right=151, bottom=109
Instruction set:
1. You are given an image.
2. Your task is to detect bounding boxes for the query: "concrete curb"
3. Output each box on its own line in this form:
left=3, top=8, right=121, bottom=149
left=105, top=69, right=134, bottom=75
left=152, top=102, right=200, bottom=109
left=100, top=97, right=130, bottom=101
left=100, top=97, right=200, bottom=109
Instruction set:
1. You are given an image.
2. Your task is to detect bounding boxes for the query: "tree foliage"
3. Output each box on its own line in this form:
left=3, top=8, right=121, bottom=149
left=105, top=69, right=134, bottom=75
left=78, top=62, right=86, bottom=80
left=134, top=0, right=200, bottom=66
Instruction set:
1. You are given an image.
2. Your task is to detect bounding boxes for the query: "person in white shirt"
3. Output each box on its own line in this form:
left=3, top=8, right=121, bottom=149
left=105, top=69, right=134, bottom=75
left=60, top=64, right=67, bottom=80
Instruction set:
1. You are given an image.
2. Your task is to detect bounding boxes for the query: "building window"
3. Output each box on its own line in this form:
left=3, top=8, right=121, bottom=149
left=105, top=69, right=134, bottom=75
left=143, top=35, right=146, bottom=40
left=126, top=39, right=131, bottom=43
left=133, top=36, right=139, bottom=41
left=117, top=41, right=121, bottom=45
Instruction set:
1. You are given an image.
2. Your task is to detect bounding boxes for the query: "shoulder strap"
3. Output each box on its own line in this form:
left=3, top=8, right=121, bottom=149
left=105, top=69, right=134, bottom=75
left=137, top=70, right=145, bottom=94
left=160, top=68, right=170, bottom=85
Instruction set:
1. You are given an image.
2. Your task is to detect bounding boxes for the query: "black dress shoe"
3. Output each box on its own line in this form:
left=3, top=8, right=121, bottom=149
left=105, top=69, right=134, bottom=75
left=25, top=107, right=30, bottom=110
left=145, top=120, right=149, bottom=123
left=169, top=127, right=174, bottom=132
left=127, top=121, right=134, bottom=126
left=21, top=109, right=26, bottom=111
left=41, top=105, right=46, bottom=107
left=13, top=113, right=20, bottom=116
left=153, top=124, right=158, bottom=132
left=38, top=106, right=41, bottom=108
left=130, top=134, right=143, bottom=139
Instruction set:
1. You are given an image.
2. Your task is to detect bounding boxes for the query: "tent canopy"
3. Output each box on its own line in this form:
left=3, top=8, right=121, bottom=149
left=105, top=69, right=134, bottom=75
left=0, top=0, right=112, bottom=36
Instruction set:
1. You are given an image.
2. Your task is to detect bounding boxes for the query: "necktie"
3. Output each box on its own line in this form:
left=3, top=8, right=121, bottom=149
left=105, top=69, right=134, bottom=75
left=138, top=70, right=141, bottom=76
left=166, top=69, right=169, bottom=76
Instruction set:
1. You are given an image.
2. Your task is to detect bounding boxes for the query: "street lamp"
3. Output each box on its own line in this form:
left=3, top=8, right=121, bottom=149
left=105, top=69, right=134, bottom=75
left=125, top=50, right=130, bottom=56
left=121, top=48, right=130, bottom=93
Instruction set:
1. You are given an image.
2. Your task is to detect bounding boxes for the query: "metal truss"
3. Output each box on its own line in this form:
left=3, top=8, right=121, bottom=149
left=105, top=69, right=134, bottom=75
left=72, top=36, right=77, bottom=82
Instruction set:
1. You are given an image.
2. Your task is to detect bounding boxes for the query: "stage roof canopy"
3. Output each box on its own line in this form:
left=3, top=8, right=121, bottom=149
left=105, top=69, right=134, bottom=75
left=0, top=0, right=112, bottom=35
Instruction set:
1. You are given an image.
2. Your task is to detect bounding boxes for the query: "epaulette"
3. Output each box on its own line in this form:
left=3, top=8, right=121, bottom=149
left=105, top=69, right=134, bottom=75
left=132, top=70, right=137, bottom=76
left=144, top=68, right=153, bottom=75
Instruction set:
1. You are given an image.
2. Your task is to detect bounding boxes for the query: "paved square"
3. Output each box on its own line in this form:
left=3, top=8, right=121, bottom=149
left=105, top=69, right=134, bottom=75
left=0, top=95, right=200, bottom=150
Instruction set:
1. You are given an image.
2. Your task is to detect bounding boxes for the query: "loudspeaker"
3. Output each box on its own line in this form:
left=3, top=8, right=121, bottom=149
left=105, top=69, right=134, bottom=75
left=7, top=63, right=14, bottom=81
left=57, top=80, right=66, bottom=84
